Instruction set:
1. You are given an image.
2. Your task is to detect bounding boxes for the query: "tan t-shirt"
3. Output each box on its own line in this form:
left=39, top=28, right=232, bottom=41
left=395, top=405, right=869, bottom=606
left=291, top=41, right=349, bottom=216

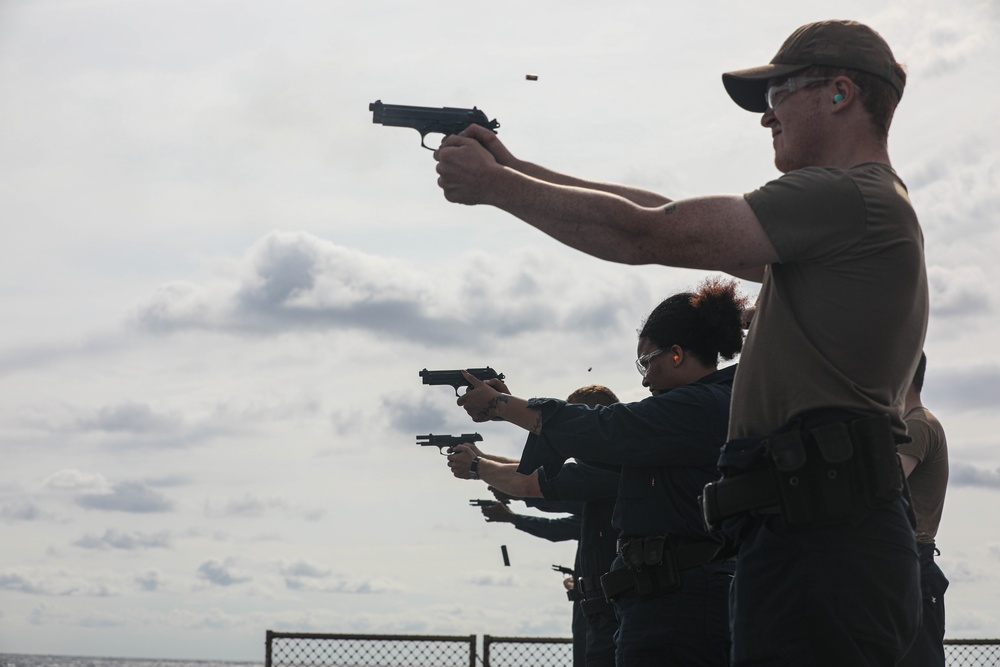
left=730, top=163, right=929, bottom=439
left=899, top=406, right=949, bottom=543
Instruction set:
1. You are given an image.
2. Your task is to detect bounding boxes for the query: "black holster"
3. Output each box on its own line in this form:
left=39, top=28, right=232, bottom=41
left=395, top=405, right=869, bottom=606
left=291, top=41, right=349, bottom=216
left=599, top=538, right=719, bottom=603
left=619, top=536, right=680, bottom=598
left=702, top=414, right=904, bottom=531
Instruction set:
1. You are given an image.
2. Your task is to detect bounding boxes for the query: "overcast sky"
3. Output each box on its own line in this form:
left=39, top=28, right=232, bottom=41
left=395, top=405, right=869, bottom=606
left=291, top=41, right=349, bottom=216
left=2, top=0, right=999, bottom=660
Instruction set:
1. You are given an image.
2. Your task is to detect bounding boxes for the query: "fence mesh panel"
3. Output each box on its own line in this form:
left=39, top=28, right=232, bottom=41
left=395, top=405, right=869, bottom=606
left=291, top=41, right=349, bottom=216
left=266, top=632, right=475, bottom=667
left=946, top=640, right=1000, bottom=666
left=482, top=636, right=572, bottom=667
left=265, top=632, right=999, bottom=667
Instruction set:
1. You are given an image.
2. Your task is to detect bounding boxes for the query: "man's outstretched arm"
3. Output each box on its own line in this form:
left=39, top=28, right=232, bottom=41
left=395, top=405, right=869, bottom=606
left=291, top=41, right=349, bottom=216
left=434, top=126, right=778, bottom=274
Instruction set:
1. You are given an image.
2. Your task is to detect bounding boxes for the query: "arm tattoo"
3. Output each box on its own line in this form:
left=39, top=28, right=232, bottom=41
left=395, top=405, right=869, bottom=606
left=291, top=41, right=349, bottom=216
left=476, top=394, right=509, bottom=422
left=662, top=203, right=677, bottom=216
left=530, top=411, right=543, bottom=435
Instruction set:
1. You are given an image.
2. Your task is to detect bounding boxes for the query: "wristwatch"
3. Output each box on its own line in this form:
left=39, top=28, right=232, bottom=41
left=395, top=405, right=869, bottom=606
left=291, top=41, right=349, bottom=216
left=470, top=456, right=482, bottom=480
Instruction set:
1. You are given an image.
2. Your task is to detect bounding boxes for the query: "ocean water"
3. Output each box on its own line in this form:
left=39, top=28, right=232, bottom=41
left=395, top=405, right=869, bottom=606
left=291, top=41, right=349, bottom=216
left=0, top=656, right=261, bottom=667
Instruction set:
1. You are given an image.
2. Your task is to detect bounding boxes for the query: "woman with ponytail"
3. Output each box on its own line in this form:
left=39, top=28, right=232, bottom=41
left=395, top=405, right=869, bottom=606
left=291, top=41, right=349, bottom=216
left=450, top=276, right=749, bottom=666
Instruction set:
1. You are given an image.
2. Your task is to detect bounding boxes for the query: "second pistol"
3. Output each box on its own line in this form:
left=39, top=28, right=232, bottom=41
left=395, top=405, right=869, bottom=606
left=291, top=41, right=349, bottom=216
left=416, top=432, right=483, bottom=455
left=419, top=367, right=505, bottom=397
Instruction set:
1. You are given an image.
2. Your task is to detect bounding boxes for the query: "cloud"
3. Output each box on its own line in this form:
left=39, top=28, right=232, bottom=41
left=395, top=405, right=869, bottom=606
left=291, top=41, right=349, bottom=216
left=205, top=494, right=285, bottom=518
left=135, top=570, right=162, bottom=592
left=76, top=481, right=174, bottom=513
left=0, top=571, right=118, bottom=597
left=0, top=573, right=46, bottom=595
left=889, top=7, right=988, bottom=79
left=0, top=332, right=129, bottom=376
left=43, top=469, right=110, bottom=492
left=129, top=231, right=648, bottom=346
left=939, top=559, right=989, bottom=585
left=283, top=574, right=401, bottom=594
left=949, top=462, right=1000, bottom=490
left=910, top=140, right=1000, bottom=244
left=196, top=559, right=251, bottom=586
left=74, top=529, right=172, bottom=550
left=79, top=614, right=126, bottom=628
left=131, top=231, right=460, bottom=341
left=927, top=265, right=994, bottom=319
left=11, top=402, right=235, bottom=449
left=923, top=364, right=1000, bottom=412
left=77, top=402, right=183, bottom=434
left=202, top=493, right=326, bottom=520
left=382, top=393, right=455, bottom=435
left=945, top=608, right=999, bottom=635
left=467, top=571, right=517, bottom=587
left=279, top=560, right=331, bottom=578
left=1, top=501, right=45, bottom=521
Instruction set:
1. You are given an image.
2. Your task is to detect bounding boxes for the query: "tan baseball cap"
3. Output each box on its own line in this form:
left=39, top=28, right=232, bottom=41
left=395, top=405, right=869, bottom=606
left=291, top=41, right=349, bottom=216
left=722, top=20, right=905, bottom=113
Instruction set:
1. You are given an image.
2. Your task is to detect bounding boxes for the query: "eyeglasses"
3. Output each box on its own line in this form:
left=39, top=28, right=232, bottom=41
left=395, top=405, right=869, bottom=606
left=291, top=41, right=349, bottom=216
left=635, top=348, right=665, bottom=376
left=765, top=76, right=833, bottom=110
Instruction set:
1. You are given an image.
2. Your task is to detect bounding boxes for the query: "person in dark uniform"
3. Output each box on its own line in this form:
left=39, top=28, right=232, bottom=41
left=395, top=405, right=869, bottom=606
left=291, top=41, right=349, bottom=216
left=454, top=277, right=748, bottom=666
left=475, top=497, right=586, bottom=665
left=897, top=352, right=950, bottom=667
left=448, top=385, right=621, bottom=667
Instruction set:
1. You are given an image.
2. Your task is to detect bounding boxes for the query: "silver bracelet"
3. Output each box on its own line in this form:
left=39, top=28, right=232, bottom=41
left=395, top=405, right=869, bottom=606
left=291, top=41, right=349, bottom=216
left=470, top=456, right=482, bottom=480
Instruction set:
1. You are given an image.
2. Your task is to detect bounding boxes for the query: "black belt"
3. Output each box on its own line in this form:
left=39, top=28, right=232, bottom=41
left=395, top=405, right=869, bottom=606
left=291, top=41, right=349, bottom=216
left=701, top=413, right=903, bottom=531
left=700, top=468, right=780, bottom=531
left=577, top=576, right=613, bottom=616
left=600, top=540, right=720, bottom=601
left=577, top=575, right=602, bottom=595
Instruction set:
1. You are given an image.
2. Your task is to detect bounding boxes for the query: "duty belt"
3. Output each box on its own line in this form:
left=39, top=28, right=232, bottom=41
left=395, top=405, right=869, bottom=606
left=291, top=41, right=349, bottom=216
left=701, top=413, right=904, bottom=531
left=577, top=576, right=613, bottom=616
left=599, top=538, right=720, bottom=602
left=580, top=595, right=613, bottom=616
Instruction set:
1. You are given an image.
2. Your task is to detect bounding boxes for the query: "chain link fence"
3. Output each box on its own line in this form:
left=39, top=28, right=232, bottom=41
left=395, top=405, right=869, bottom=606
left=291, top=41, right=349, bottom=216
left=266, top=632, right=999, bottom=666
left=265, top=632, right=476, bottom=667
left=947, top=639, right=1000, bottom=666
left=482, top=636, right=571, bottom=666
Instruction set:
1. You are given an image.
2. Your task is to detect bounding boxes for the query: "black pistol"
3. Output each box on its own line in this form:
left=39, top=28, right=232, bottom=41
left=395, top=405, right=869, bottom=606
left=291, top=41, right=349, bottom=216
left=419, top=367, right=505, bottom=397
left=370, top=100, right=500, bottom=150
left=416, top=433, right=483, bottom=455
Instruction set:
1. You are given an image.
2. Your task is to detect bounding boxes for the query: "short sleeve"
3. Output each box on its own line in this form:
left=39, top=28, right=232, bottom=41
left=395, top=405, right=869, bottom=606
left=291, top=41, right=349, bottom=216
left=745, top=167, right=868, bottom=263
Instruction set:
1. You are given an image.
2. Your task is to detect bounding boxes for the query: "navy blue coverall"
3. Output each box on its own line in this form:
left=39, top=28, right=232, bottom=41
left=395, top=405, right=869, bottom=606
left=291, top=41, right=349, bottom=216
left=517, top=366, right=736, bottom=666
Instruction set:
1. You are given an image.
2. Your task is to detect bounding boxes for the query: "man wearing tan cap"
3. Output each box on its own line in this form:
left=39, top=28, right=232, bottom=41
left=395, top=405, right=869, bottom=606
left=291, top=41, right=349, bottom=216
left=432, top=19, right=926, bottom=666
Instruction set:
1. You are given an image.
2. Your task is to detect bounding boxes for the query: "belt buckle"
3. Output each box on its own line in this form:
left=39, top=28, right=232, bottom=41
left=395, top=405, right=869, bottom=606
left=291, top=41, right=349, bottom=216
left=700, top=482, right=722, bottom=532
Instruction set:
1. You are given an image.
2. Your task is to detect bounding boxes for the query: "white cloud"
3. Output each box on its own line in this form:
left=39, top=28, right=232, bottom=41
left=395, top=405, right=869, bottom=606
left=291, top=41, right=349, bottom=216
left=0, top=570, right=122, bottom=597
left=467, top=571, right=518, bottom=587
left=42, top=470, right=111, bottom=493
left=202, top=494, right=325, bottom=521
left=927, top=265, right=994, bottom=319
left=134, top=570, right=163, bottom=592
left=128, top=231, right=653, bottom=347
left=925, top=364, right=1000, bottom=412
left=77, top=402, right=184, bottom=434
left=950, top=463, right=1000, bottom=490
left=881, top=4, right=991, bottom=79
left=74, top=529, right=172, bottom=551
left=196, top=559, right=252, bottom=587
left=76, top=482, right=174, bottom=514
left=283, top=575, right=402, bottom=595
left=1, top=501, right=47, bottom=522
left=278, top=560, right=331, bottom=579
